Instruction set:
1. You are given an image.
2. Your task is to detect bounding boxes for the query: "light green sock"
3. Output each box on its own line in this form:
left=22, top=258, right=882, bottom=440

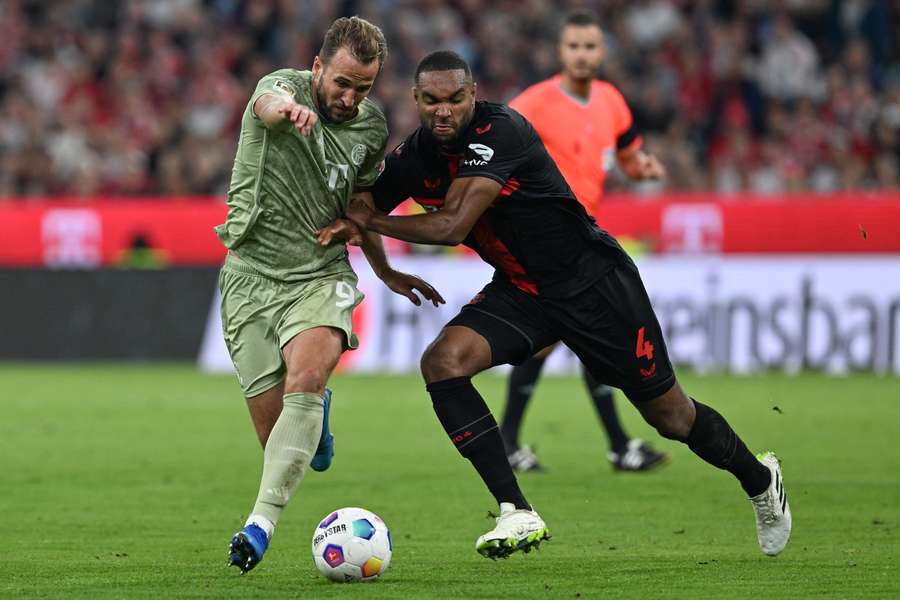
left=250, top=392, right=323, bottom=526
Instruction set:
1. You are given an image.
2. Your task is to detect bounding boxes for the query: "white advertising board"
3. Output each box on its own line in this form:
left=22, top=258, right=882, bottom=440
left=199, top=255, right=900, bottom=376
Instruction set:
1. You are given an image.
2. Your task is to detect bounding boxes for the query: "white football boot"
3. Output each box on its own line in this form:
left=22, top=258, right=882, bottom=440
left=749, top=452, right=792, bottom=556
left=475, top=502, right=550, bottom=559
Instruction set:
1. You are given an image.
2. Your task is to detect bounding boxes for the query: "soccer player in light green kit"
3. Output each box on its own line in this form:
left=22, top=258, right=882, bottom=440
left=219, top=17, right=444, bottom=573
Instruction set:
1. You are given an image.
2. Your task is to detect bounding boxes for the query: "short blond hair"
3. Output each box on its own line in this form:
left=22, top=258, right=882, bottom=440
left=320, top=16, right=387, bottom=70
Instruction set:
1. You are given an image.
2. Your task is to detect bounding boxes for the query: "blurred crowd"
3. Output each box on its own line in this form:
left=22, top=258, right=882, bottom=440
left=1, top=0, right=898, bottom=199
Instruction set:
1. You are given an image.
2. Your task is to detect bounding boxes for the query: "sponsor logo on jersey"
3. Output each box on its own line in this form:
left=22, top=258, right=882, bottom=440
left=351, top=143, right=367, bottom=166
left=464, top=143, right=494, bottom=166
left=325, top=160, right=350, bottom=191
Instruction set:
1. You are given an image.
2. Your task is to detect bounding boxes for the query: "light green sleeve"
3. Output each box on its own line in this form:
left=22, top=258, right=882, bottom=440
left=248, top=69, right=304, bottom=120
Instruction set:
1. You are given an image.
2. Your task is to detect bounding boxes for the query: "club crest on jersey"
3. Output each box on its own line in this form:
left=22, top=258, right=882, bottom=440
left=351, top=144, right=367, bottom=166
left=464, top=143, right=494, bottom=166
left=273, top=79, right=297, bottom=97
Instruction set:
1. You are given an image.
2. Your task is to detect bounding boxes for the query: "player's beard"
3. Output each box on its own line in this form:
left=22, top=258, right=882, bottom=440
left=313, top=77, right=355, bottom=124
left=567, top=62, right=597, bottom=83
left=428, top=119, right=458, bottom=144
left=427, top=105, right=474, bottom=151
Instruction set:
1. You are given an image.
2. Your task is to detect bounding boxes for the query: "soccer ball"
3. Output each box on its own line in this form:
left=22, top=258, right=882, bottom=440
left=311, top=507, right=392, bottom=582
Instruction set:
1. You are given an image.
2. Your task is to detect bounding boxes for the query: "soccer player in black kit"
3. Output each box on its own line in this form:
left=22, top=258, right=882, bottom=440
left=322, top=51, right=792, bottom=559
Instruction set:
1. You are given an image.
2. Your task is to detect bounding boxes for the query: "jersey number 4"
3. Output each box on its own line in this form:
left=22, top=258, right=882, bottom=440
left=635, top=327, right=655, bottom=361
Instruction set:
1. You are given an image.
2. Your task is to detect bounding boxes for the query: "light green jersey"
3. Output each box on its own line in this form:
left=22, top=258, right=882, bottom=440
left=216, top=69, right=388, bottom=281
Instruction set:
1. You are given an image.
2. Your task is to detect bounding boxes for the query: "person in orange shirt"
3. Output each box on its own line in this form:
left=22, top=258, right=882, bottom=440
left=500, top=9, right=668, bottom=473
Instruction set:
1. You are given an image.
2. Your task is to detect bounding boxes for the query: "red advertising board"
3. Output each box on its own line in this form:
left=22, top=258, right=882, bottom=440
left=1, top=194, right=898, bottom=266
left=1, top=198, right=227, bottom=267
left=599, top=193, right=900, bottom=254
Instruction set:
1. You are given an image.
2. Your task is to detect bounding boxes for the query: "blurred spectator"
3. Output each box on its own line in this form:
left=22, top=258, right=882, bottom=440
left=0, top=0, right=898, bottom=199
left=757, top=11, right=826, bottom=102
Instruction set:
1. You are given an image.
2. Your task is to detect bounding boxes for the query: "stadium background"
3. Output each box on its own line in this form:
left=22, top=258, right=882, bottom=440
left=3, top=0, right=900, bottom=371
left=2, top=1, right=898, bottom=598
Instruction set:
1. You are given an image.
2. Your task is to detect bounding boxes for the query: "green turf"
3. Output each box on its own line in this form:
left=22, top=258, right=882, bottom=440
left=2, top=365, right=898, bottom=598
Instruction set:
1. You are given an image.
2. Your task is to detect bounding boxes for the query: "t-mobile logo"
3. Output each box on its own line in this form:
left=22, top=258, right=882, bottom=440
left=661, top=204, right=724, bottom=254
left=325, top=160, right=349, bottom=191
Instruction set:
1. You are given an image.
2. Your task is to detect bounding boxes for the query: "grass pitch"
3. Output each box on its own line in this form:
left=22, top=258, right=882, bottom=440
left=2, top=365, right=898, bottom=599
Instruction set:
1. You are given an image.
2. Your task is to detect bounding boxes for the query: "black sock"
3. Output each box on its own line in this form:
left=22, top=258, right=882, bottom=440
left=686, top=400, right=771, bottom=497
left=582, top=368, right=629, bottom=452
left=427, top=377, right=531, bottom=510
left=499, top=355, right=547, bottom=452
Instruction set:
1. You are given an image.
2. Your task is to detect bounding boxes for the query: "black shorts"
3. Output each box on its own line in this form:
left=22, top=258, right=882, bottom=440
left=446, top=259, right=675, bottom=402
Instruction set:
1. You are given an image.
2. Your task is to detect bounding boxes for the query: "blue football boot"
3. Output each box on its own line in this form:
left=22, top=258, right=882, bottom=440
left=310, top=388, right=334, bottom=472
left=227, top=523, right=269, bottom=573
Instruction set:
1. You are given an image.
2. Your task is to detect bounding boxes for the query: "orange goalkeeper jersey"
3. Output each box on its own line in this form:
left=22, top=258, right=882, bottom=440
left=509, top=75, right=641, bottom=216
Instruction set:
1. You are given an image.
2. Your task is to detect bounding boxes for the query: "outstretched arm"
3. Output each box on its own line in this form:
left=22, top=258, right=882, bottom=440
left=361, top=226, right=445, bottom=307
left=253, top=93, right=318, bottom=136
left=316, top=193, right=445, bottom=307
left=346, top=176, right=502, bottom=246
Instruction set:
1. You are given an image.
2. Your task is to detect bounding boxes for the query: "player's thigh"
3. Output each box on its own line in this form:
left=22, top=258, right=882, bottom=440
left=547, top=260, right=675, bottom=402
left=218, top=265, right=287, bottom=398
left=275, top=271, right=364, bottom=390
left=443, top=280, right=558, bottom=369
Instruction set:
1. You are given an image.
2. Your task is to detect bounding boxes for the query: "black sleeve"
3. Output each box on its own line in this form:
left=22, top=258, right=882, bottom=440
left=616, top=122, right=640, bottom=151
left=371, top=143, right=412, bottom=214
left=456, top=114, right=529, bottom=185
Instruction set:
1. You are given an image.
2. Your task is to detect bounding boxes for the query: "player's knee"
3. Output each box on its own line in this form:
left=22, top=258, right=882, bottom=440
left=284, top=368, right=328, bottom=395
left=420, top=341, right=472, bottom=383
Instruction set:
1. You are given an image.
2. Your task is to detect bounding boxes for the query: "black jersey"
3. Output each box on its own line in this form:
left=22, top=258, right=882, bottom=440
left=372, top=101, right=626, bottom=298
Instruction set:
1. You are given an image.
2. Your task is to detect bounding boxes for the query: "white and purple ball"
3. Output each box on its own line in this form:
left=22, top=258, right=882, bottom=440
left=311, top=507, right=392, bottom=582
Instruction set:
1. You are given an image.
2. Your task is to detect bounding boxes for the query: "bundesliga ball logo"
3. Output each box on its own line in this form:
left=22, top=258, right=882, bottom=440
left=311, top=507, right=392, bottom=582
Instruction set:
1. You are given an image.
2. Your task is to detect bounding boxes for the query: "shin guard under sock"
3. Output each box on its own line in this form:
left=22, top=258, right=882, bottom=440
left=686, top=400, right=771, bottom=497
left=427, top=377, right=531, bottom=510
left=250, top=392, right=323, bottom=526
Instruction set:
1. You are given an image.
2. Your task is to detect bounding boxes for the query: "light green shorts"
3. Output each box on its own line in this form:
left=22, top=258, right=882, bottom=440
left=218, top=253, right=364, bottom=397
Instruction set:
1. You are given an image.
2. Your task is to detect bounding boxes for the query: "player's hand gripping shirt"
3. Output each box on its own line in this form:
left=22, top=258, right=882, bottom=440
left=372, top=101, right=626, bottom=298
left=216, top=69, right=388, bottom=281
left=509, top=76, right=640, bottom=215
